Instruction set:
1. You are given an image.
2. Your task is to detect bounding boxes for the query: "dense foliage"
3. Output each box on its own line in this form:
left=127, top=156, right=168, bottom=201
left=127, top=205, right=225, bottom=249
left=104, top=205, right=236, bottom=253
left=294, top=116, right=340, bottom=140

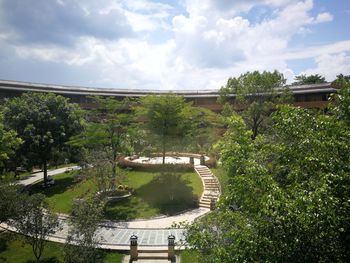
left=219, top=70, right=291, bottom=139
left=0, top=112, right=22, bottom=171
left=186, top=82, right=350, bottom=262
left=293, top=74, right=326, bottom=85
left=3, top=92, right=83, bottom=182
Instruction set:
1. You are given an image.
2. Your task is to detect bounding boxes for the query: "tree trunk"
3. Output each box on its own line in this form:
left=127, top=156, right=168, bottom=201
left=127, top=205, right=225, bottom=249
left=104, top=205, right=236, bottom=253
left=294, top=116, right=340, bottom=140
left=162, top=136, right=166, bottom=165
left=43, top=159, right=48, bottom=184
left=112, top=152, right=117, bottom=190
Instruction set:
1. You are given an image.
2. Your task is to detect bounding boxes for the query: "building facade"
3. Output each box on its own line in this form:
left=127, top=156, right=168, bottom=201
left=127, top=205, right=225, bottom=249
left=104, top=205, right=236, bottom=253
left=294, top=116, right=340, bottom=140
left=0, top=80, right=336, bottom=111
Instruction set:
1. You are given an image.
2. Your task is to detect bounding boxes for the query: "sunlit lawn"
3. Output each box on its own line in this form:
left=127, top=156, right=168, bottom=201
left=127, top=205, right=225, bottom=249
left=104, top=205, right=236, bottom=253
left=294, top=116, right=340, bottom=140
left=31, top=169, right=203, bottom=220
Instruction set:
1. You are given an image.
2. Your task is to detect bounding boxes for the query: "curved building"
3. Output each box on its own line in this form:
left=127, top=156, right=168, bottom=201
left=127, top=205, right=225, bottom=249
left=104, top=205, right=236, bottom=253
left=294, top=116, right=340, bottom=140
left=0, top=79, right=336, bottom=111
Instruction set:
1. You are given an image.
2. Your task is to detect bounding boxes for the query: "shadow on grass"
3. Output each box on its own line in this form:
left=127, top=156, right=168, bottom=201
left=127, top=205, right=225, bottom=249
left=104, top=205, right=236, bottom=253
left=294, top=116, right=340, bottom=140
left=105, top=173, right=198, bottom=220
left=0, top=232, right=9, bottom=254
left=28, top=176, right=76, bottom=198
left=138, top=172, right=198, bottom=214
left=26, top=258, right=60, bottom=263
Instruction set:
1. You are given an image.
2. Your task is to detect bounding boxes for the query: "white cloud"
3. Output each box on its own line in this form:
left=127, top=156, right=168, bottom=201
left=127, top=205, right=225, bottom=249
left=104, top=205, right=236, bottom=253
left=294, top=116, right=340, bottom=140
left=0, top=0, right=347, bottom=90
left=302, top=53, right=350, bottom=81
left=313, top=12, right=333, bottom=24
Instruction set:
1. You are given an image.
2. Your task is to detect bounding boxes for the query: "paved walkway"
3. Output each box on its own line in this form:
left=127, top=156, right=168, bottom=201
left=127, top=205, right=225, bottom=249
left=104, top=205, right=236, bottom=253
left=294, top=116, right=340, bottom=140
left=17, top=166, right=80, bottom=186
left=3, top=166, right=213, bottom=250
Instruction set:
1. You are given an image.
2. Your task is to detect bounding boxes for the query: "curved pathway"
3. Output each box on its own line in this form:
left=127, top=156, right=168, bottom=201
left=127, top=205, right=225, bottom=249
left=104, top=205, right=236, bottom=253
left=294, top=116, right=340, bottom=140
left=2, top=165, right=220, bottom=250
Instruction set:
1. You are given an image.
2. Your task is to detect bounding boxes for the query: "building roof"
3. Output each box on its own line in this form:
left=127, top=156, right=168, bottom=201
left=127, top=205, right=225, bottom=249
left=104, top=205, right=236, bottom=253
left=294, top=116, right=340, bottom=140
left=0, top=79, right=336, bottom=98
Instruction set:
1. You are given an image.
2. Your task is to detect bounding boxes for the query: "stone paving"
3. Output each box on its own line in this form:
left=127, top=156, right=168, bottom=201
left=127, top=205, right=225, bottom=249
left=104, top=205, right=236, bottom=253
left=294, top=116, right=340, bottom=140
left=3, top=166, right=212, bottom=251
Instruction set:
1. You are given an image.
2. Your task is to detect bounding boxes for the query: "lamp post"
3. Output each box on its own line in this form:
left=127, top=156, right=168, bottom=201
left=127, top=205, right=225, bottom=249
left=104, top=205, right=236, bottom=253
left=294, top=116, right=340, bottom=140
left=168, top=234, right=175, bottom=259
left=130, top=234, right=138, bottom=260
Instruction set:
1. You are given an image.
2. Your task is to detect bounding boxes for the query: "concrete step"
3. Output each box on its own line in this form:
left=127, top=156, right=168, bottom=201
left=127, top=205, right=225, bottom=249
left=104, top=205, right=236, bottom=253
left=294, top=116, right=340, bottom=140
left=198, top=171, right=212, bottom=174
left=137, top=253, right=169, bottom=260
left=201, top=197, right=219, bottom=202
left=202, top=194, right=220, bottom=198
left=201, top=196, right=219, bottom=201
left=199, top=204, right=211, bottom=208
left=197, top=170, right=211, bottom=174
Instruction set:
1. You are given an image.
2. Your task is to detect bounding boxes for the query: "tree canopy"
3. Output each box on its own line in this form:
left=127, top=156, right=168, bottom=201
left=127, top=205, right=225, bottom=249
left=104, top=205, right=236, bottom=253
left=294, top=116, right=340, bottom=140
left=137, top=94, right=192, bottom=164
left=186, top=82, right=350, bottom=262
left=3, top=92, right=83, bottom=183
left=293, top=74, right=326, bottom=85
left=219, top=70, right=291, bottom=139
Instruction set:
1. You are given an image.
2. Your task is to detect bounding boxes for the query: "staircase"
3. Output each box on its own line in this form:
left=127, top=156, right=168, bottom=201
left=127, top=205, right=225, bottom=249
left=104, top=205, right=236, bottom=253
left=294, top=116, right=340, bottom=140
left=125, top=250, right=178, bottom=262
left=194, top=165, right=221, bottom=209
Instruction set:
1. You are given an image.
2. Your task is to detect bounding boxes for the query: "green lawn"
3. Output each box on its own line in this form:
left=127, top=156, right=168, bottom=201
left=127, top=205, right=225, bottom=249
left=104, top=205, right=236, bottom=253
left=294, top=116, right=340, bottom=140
left=105, top=171, right=203, bottom=220
left=0, top=232, right=125, bottom=263
left=31, top=169, right=203, bottom=220
left=30, top=171, right=97, bottom=214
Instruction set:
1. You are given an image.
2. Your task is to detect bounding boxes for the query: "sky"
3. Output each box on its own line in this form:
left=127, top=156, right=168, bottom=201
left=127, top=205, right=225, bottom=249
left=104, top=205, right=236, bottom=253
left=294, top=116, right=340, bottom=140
left=0, top=0, right=349, bottom=90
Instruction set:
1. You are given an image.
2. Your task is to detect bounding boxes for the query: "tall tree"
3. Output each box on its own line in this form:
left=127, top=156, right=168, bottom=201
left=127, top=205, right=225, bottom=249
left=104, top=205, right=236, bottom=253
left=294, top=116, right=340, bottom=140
left=219, top=70, right=290, bottom=139
left=3, top=92, right=83, bottom=184
left=293, top=74, right=326, bottom=85
left=70, top=97, right=134, bottom=189
left=13, top=194, right=60, bottom=263
left=137, top=95, right=192, bottom=164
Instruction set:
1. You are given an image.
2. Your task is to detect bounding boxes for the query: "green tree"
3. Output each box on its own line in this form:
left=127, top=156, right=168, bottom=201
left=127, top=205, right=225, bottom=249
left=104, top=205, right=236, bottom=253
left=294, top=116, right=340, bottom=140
left=186, top=103, right=350, bottom=262
left=331, top=75, right=350, bottom=124
left=3, top=93, right=83, bottom=184
left=137, top=94, right=191, bottom=164
left=0, top=183, right=24, bottom=224
left=0, top=112, right=22, bottom=172
left=70, top=97, right=134, bottom=189
left=13, top=194, right=60, bottom=262
left=182, top=106, right=219, bottom=153
left=219, top=70, right=290, bottom=139
left=64, top=198, right=104, bottom=263
left=293, top=74, right=326, bottom=85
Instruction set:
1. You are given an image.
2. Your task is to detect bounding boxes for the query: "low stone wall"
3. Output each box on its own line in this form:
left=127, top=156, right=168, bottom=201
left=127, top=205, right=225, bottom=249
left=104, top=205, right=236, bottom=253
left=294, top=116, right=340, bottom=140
left=118, top=152, right=216, bottom=171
